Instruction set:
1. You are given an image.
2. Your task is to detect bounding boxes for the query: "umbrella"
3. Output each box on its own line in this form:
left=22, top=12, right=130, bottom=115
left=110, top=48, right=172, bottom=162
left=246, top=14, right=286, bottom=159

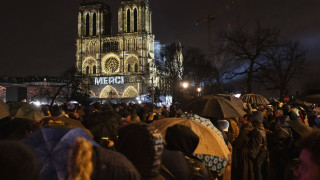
left=14, top=103, right=44, bottom=121
left=180, top=113, right=228, bottom=173
left=187, top=96, right=246, bottom=119
left=22, top=128, right=98, bottom=180
left=217, top=94, right=245, bottom=110
left=151, top=118, right=230, bottom=159
left=0, top=99, right=9, bottom=119
left=240, top=93, right=270, bottom=105
left=83, top=111, right=123, bottom=142
left=42, top=116, right=93, bottom=138
left=7, top=101, right=28, bottom=117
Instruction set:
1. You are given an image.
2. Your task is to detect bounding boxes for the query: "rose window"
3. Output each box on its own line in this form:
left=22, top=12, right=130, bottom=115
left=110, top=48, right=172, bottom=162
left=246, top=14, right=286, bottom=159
left=105, top=57, right=119, bottom=73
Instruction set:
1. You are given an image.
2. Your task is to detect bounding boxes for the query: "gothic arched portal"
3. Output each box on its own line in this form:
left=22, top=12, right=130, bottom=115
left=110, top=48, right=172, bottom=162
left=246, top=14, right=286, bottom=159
left=122, top=86, right=138, bottom=98
left=99, top=85, right=119, bottom=98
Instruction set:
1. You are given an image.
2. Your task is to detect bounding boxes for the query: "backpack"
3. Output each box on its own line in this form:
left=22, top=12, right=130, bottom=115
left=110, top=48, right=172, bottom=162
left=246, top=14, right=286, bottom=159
left=184, top=155, right=210, bottom=180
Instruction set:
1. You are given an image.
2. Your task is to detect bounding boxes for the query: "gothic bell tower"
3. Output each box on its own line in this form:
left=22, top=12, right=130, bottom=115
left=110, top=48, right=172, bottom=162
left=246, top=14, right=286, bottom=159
left=118, top=0, right=152, bottom=34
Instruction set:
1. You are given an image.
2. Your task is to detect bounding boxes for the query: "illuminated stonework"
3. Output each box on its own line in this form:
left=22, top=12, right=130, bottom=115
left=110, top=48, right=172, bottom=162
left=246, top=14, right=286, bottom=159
left=99, top=85, right=119, bottom=98
left=123, top=86, right=138, bottom=98
left=76, top=0, right=158, bottom=99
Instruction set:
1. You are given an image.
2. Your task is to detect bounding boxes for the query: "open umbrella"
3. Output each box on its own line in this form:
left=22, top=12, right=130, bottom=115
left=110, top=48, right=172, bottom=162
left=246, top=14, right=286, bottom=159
left=7, top=101, right=28, bottom=117
left=187, top=96, right=246, bottom=119
left=14, top=103, right=44, bottom=121
left=41, top=116, right=93, bottom=138
left=22, top=128, right=98, bottom=180
left=180, top=113, right=228, bottom=173
left=83, top=111, right=123, bottom=142
left=151, top=118, right=230, bottom=159
left=217, top=94, right=245, bottom=110
left=240, top=93, right=269, bottom=105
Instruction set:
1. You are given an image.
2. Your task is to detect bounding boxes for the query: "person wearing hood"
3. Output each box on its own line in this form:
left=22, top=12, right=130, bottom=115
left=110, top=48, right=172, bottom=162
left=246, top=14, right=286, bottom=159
left=248, top=111, right=268, bottom=180
left=217, top=120, right=229, bottom=145
left=163, top=124, right=211, bottom=180
left=269, top=115, right=293, bottom=180
left=232, top=114, right=254, bottom=180
left=117, top=123, right=165, bottom=180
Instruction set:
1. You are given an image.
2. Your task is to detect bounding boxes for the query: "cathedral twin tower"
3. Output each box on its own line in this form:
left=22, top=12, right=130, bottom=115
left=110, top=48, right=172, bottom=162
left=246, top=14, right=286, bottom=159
left=76, top=0, right=157, bottom=99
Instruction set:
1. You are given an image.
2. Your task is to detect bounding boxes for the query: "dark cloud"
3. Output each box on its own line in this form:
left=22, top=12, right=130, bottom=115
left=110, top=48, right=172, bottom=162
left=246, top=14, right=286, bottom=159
left=1, top=0, right=319, bottom=76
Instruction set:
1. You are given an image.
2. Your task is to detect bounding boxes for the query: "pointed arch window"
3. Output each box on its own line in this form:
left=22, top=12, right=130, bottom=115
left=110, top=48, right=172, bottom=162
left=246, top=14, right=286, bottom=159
left=86, top=66, right=90, bottom=74
left=134, top=63, right=138, bottom=72
left=93, top=65, right=96, bottom=74
left=127, top=9, right=131, bottom=32
left=93, top=13, right=96, bottom=36
left=103, top=42, right=107, bottom=52
left=85, top=13, right=90, bottom=36
left=128, top=64, right=131, bottom=72
left=134, top=8, right=138, bottom=32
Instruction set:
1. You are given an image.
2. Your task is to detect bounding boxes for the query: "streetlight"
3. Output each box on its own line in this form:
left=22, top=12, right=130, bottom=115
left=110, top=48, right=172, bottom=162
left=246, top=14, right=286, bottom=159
left=182, top=82, right=189, bottom=89
left=197, top=87, right=201, bottom=96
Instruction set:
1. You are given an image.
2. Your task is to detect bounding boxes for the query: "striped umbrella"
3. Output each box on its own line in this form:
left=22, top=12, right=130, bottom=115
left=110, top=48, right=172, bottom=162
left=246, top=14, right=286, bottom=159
left=240, top=93, right=269, bottom=105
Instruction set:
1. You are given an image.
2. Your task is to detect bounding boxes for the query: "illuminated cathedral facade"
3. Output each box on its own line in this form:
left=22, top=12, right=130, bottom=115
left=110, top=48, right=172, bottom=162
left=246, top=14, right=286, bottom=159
left=76, top=0, right=158, bottom=99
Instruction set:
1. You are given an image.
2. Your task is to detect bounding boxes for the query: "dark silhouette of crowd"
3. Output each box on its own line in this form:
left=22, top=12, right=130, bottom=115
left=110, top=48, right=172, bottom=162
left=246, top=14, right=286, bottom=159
left=0, top=98, right=320, bottom=180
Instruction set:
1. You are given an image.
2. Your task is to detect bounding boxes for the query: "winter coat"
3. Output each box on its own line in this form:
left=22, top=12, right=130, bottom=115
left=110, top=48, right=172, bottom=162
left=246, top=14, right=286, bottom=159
left=232, top=122, right=254, bottom=180
left=248, top=123, right=268, bottom=180
left=117, top=123, right=164, bottom=180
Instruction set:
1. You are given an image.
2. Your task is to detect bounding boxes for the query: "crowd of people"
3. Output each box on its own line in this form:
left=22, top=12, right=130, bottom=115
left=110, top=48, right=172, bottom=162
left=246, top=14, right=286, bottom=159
left=0, top=98, right=320, bottom=180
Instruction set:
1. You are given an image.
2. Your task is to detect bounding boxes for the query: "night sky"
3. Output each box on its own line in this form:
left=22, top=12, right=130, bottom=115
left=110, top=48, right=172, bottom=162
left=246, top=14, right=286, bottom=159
left=1, top=0, right=320, bottom=76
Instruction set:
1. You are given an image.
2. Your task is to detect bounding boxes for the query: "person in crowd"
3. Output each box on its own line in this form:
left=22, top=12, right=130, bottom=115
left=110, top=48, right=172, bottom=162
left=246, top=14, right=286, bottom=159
left=228, top=119, right=239, bottom=143
left=68, top=137, right=140, bottom=180
left=287, top=110, right=312, bottom=158
left=248, top=111, right=268, bottom=180
left=123, top=111, right=141, bottom=126
left=169, top=105, right=177, bottom=117
left=217, top=120, right=232, bottom=180
left=232, top=114, right=254, bottom=180
left=117, top=123, right=165, bottom=180
left=218, top=120, right=229, bottom=145
left=0, top=141, right=40, bottom=180
left=269, top=115, right=293, bottom=180
left=164, top=124, right=212, bottom=180
left=294, top=129, right=320, bottom=180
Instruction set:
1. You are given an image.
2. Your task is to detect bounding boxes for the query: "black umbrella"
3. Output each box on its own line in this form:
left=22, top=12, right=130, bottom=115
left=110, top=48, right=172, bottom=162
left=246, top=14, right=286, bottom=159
left=83, top=111, right=123, bottom=142
left=187, top=96, right=246, bottom=119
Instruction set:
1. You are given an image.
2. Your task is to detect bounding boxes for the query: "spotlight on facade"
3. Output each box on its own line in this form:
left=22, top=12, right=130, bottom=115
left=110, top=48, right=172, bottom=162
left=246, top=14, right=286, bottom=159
left=197, top=87, right=201, bottom=92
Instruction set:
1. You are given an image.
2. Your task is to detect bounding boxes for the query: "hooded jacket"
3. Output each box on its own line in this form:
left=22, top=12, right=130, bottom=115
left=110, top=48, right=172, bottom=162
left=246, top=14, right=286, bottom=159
left=117, top=123, right=164, bottom=180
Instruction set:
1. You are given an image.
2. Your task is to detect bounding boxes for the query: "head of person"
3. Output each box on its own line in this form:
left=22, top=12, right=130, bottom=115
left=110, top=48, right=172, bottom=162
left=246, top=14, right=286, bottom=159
left=165, top=124, right=199, bottom=156
left=0, top=141, right=39, bottom=180
left=217, top=120, right=229, bottom=132
left=294, top=129, right=320, bottom=180
left=252, top=111, right=264, bottom=124
left=117, top=123, right=164, bottom=179
left=275, top=109, right=283, bottom=118
left=241, top=114, right=252, bottom=124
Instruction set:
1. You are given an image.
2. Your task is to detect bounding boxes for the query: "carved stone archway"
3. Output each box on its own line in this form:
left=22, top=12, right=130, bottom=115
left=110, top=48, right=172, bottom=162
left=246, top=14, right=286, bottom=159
left=122, top=86, right=138, bottom=98
left=99, top=85, right=119, bottom=98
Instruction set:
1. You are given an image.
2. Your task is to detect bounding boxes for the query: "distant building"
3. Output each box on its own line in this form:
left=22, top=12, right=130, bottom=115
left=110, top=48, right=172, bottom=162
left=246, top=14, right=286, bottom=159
left=76, top=0, right=159, bottom=99
left=0, top=76, right=68, bottom=104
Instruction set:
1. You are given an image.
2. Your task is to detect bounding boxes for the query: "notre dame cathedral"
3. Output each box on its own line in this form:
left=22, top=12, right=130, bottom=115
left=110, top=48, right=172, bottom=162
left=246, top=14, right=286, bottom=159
left=76, top=0, right=158, bottom=100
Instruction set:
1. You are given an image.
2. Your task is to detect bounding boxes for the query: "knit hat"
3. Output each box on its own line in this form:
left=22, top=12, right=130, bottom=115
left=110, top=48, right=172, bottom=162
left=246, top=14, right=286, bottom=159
left=217, top=120, right=229, bottom=132
left=252, top=111, right=264, bottom=124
